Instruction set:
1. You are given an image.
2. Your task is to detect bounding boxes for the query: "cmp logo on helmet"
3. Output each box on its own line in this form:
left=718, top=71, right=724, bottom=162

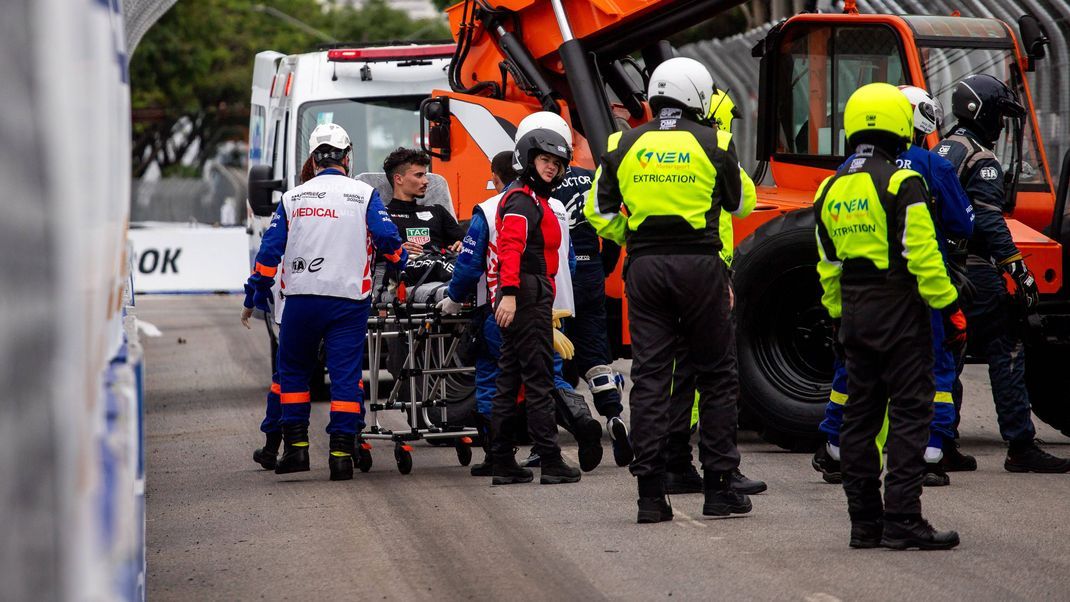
left=635, top=148, right=691, bottom=168
left=827, top=198, right=870, bottom=222
left=865, top=113, right=878, bottom=126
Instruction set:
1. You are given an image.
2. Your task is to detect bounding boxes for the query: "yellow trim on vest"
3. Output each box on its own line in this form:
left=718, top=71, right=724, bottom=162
left=607, top=131, right=622, bottom=152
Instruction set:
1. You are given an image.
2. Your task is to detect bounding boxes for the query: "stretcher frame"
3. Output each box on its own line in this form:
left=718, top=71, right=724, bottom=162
left=360, top=300, right=478, bottom=474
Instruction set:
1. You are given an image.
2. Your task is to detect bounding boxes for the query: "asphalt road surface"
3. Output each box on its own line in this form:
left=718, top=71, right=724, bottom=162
left=143, top=295, right=1070, bottom=601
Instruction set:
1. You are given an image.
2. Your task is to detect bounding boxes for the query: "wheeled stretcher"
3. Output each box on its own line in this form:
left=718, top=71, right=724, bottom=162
left=357, top=278, right=478, bottom=475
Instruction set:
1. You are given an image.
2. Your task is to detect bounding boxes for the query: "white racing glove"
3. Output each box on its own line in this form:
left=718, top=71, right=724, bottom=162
left=436, top=295, right=464, bottom=315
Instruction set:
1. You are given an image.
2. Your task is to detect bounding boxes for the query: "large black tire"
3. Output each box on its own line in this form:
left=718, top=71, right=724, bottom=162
left=425, top=358, right=478, bottom=429
left=733, top=209, right=832, bottom=451
left=1023, top=336, right=1070, bottom=438
left=413, top=341, right=478, bottom=445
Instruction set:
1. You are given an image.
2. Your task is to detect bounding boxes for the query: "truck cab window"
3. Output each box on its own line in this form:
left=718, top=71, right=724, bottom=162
left=776, top=25, right=905, bottom=157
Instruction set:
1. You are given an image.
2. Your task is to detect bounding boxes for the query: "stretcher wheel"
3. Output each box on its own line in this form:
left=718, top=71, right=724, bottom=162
left=456, top=445, right=472, bottom=466
left=395, top=443, right=413, bottom=475
left=357, top=443, right=373, bottom=473
left=455, top=438, right=472, bottom=467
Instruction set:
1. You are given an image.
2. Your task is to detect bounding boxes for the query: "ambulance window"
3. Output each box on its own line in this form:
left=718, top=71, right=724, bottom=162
left=249, top=106, right=266, bottom=164
left=776, top=24, right=906, bottom=157
left=296, top=96, right=424, bottom=175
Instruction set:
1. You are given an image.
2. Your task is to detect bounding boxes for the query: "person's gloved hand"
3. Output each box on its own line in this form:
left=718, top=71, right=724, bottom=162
left=1003, top=258, right=1039, bottom=312
left=551, top=308, right=572, bottom=329
left=941, top=302, right=968, bottom=355
left=436, top=295, right=464, bottom=315
left=552, top=328, right=575, bottom=359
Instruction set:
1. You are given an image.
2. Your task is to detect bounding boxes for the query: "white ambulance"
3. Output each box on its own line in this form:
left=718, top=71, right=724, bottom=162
left=247, top=42, right=453, bottom=222
left=245, top=43, right=453, bottom=396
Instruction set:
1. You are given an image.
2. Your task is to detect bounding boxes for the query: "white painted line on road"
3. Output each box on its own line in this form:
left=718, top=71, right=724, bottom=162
left=805, top=593, right=842, bottom=602
left=672, top=509, right=709, bottom=529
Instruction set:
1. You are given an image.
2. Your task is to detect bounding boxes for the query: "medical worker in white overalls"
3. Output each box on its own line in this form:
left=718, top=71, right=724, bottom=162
left=241, top=123, right=407, bottom=481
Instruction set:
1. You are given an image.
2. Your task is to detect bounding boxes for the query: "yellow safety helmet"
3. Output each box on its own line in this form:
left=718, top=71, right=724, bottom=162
left=843, top=82, right=914, bottom=145
left=708, top=89, right=741, bottom=134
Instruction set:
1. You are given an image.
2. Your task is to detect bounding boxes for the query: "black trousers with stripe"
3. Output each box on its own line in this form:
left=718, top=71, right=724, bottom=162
left=625, top=254, right=740, bottom=488
left=839, top=284, right=933, bottom=519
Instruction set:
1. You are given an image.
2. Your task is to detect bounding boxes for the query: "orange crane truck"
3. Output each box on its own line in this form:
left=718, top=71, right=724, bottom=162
left=419, top=0, right=1070, bottom=450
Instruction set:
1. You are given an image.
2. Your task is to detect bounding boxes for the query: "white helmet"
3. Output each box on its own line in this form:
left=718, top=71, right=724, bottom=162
left=897, top=85, right=943, bottom=136
left=308, top=122, right=351, bottom=154
left=513, top=111, right=572, bottom=171
left=647, top=57, right=714, bottom=117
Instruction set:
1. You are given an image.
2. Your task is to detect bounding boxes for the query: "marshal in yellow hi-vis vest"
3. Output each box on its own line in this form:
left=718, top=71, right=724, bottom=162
left=814, top=82, right=965, bottom=547
left=585, top=107, right=745, bottom=257
left=708, top=89, right=756, bottom=266
left=813, top=149, right=957, bottom=317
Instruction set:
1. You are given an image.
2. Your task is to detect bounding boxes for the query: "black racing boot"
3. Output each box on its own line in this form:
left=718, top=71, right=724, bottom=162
left=941, top=441, right=977, bottom=472
left=923, top=462, right=950, bottom=487
left=730, top=468, right=768, bottom=495
left=849, top=519, right=883, bottom=549
left=607, top=416, right=634, bottom=467
left=540, top=453, right=581, bottom=484
left=637, top=476, right=673, bottom=524
left=469, top=415, right=493, bottom=477
left=328, top=433, right=355, bottom=481
left=253, top=431, right=282, bottom=470
left=812, top=444, right=842, bottom=484
left=491, top=449, right=534, bottom=485
left=275, top=423, right=310, bottom=475
left=1005, top=440, right=1070, bottom=473
left=664, top=464, right=703, bottom=495
left=702, top=470, right=752, bottom=517
left=880, top=515, right=960, bottom=550
left=553, top=388, right=604, bottom=472
left=637, top=496, right=674, bottom=524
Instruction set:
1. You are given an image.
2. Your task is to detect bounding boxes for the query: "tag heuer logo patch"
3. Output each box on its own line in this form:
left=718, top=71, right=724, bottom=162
left=980, top=166, right=999, bottom=181
left=406, top=227, right=431, bottom=246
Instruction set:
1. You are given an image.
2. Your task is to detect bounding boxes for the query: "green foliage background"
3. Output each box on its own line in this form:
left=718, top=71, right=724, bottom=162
left=131, top=0, right=757, bottom=177
left=130, top=0, right=449, bottom=176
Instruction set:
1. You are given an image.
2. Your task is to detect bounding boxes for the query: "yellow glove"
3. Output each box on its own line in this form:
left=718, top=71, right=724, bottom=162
left=552, top=328, right=575, bottom=360
left=551, top=309, right=572, bottom=329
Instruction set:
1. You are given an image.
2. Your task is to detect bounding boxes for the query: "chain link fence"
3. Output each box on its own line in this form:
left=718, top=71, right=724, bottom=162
left=681, top=0, right=1070, bottom=183
left=122, top=0, right=179, bottom=53
left=131, top=164, right=247, bottom=225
